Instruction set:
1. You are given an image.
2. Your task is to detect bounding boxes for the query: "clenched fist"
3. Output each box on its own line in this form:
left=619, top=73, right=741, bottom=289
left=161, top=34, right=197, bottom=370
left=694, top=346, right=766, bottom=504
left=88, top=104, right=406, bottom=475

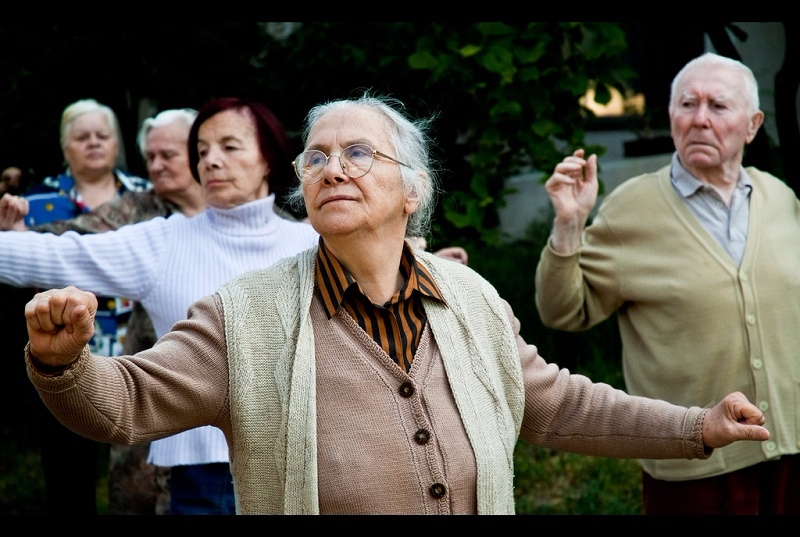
left=26, top=286, right=97, bottom=368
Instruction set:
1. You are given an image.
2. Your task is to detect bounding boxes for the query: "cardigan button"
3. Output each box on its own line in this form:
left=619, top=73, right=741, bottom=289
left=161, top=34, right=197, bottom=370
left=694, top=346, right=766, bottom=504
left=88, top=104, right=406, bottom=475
left=414, top=429, right=431, bottom=445
left=429, top=482, right=447, bottom=499
left=398, top=381, right=415, bottom=398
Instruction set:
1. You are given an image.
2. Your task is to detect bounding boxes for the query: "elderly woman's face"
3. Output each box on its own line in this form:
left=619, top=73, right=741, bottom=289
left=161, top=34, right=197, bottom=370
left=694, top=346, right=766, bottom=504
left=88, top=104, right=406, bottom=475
left=301, top=106, right=418, bottom=241
left=62, top=111, right=118, bottom=180
left=197, top=108, right=270, bottom=209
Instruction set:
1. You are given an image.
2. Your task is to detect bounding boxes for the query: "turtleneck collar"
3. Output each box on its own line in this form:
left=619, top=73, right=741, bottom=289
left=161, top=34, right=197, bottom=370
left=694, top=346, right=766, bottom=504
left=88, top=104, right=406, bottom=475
left=204, top=194, right=281, bottom=236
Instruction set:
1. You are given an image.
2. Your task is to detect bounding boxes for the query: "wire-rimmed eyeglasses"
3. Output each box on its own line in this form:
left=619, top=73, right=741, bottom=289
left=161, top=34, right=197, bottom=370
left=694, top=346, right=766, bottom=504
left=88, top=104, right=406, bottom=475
left=292, top=143, right=410, bottom=184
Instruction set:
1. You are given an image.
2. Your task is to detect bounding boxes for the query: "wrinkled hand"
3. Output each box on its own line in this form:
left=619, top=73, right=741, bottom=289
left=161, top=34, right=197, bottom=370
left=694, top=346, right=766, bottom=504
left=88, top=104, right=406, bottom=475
left=26, top=286, right=97, bottom=368
left=544, top=149, right=599, bottom=254
left=0, top=193, right=29, bottom=231
left=545, top=148, right=599, bottom=219
left=433, top=246, right=468, bottom=265
left=702, top=391, right=770, bottom=449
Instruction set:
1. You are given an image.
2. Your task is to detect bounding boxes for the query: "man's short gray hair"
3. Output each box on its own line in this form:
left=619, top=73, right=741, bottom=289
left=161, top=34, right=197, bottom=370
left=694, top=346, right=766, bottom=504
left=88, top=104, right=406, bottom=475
left=136, top=108, right=198, bottom=159
left=287, top=93, right=439, bottom=238
left=669, top=52, right=760, bottom=116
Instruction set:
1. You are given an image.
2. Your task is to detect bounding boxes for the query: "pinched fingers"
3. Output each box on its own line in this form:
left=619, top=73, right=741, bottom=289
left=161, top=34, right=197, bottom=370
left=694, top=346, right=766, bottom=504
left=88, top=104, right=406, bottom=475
left=546, top=165, right=584, bottom=194
left=548, top=149, right=595, bottom=187
left=553, top=158, right=587, bottom=178
left=0, top=193, right=28, bottom=213
left=0, top=194, right=29, bottom=230
left=703, top=391, right=770, bottom=448
left=726, top=391, right=767, bottom=426
left=546, top=158, right=596, bottom=195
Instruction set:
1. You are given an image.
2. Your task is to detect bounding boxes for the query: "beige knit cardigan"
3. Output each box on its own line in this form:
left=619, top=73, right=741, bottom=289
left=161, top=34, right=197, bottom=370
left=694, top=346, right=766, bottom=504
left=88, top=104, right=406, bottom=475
left=219, top=247, right=525, bottom=514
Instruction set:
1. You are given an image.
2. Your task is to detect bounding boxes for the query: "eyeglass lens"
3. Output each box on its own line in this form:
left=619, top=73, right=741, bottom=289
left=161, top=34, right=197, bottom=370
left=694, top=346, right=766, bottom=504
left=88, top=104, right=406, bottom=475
left=295, top=144, right=375, bottom=182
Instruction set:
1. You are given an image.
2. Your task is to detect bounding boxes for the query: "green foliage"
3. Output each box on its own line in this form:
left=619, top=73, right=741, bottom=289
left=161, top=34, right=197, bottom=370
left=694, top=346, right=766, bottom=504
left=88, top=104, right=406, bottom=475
left=0, top=22, right=635, bottom=247
left=408, top=22, right=635, bottom=245
left=513, top=443, right=642, bottom=514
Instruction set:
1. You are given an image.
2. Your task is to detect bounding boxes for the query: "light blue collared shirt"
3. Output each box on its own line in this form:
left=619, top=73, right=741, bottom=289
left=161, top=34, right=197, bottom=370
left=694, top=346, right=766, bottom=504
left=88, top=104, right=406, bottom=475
left=669, top=153, right=751, bottom=266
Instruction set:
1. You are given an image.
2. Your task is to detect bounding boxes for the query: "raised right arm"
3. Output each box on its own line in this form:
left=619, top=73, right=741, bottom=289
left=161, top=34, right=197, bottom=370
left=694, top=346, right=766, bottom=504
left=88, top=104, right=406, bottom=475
left=534, top=150, right=620, bottom=331
left=31, top=191, right=168, bottom=235
left=0, top=217, right=168, bottom=300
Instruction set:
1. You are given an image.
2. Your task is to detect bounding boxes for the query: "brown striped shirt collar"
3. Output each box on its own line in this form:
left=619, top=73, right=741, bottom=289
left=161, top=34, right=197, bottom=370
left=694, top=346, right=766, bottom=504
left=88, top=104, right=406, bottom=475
left=315, top=237, right=445, bottom=318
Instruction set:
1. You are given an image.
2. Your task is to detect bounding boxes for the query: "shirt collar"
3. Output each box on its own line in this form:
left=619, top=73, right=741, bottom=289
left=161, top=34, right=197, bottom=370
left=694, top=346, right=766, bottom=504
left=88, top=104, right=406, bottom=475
left=315, top=237, right=445, bottom=319
left=670, top=152, right=752, bottom=198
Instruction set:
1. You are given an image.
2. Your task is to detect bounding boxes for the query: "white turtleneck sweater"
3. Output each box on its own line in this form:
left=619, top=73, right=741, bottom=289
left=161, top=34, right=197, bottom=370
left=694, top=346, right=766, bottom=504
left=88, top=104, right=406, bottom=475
left=0, top=194, right=319, bottom=466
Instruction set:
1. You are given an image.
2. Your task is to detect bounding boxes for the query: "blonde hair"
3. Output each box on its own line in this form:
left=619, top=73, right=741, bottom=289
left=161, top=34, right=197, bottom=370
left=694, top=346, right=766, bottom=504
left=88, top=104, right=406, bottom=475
left=60, top=99, right=120, bottom=148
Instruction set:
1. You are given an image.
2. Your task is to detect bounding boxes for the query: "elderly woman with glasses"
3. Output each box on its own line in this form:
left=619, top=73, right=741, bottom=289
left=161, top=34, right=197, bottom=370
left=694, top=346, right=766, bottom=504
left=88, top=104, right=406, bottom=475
left=22, top=93, right=769, bottom=515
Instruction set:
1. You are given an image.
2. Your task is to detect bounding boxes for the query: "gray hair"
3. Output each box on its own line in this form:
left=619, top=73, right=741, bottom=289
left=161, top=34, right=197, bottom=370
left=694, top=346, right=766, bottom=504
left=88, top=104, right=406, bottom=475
left=287, top=93, right=439, bottom=238
left=60, top=98, right=121, bottom=148
left=669, top=52, right=760, bottom=116
left=136, top=108, right=198, bottom=159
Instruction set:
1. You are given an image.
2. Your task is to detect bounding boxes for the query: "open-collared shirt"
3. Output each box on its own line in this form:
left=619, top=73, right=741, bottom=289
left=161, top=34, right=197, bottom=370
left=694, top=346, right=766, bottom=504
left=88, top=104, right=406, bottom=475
left=315, top=238, right=445, bottom=373
left=670, top=153, right=751, bottom=266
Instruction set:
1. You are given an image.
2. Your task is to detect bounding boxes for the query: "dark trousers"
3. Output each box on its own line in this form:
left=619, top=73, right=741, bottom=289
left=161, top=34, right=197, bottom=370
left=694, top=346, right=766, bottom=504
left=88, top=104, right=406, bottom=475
left=169, top=463, right=235, bottom=515
left=642, top=455, right=800, bottom=514
left=38, top=400, right=101, bottom=515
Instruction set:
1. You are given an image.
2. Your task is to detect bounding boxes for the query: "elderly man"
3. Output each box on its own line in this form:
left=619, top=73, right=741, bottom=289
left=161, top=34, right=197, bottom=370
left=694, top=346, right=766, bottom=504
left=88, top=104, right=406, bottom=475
left=22, top=93, right=769, bottom=515
left=535, top=52, right=800, bottom=514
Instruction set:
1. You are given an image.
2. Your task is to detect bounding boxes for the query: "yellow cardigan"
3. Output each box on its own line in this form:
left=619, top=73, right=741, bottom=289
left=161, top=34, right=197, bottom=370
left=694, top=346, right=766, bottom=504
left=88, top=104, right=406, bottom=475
left=536, top=164, right=800, bottom=481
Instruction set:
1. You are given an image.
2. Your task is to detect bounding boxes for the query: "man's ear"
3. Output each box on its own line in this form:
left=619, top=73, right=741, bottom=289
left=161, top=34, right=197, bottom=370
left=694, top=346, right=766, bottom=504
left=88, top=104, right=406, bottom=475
left=746, top=111, right=764, bottom=144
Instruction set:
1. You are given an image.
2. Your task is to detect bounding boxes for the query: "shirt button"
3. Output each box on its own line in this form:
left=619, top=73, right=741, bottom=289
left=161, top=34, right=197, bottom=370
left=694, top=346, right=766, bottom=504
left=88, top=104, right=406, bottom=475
left=429, top=483, right=447, bottom=499
left=752, top=358, right=763, bottom=369
left=765, top=441, right=777, bottom=452
left=759, top=401, right=769, bottom=411
left=747, top=314, right=756, bottom=325
left=398, top=381, right=415, bottom=398
left=739, top=272, right=748, bottom=282
left=414, top=429, right=431, bottom=445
